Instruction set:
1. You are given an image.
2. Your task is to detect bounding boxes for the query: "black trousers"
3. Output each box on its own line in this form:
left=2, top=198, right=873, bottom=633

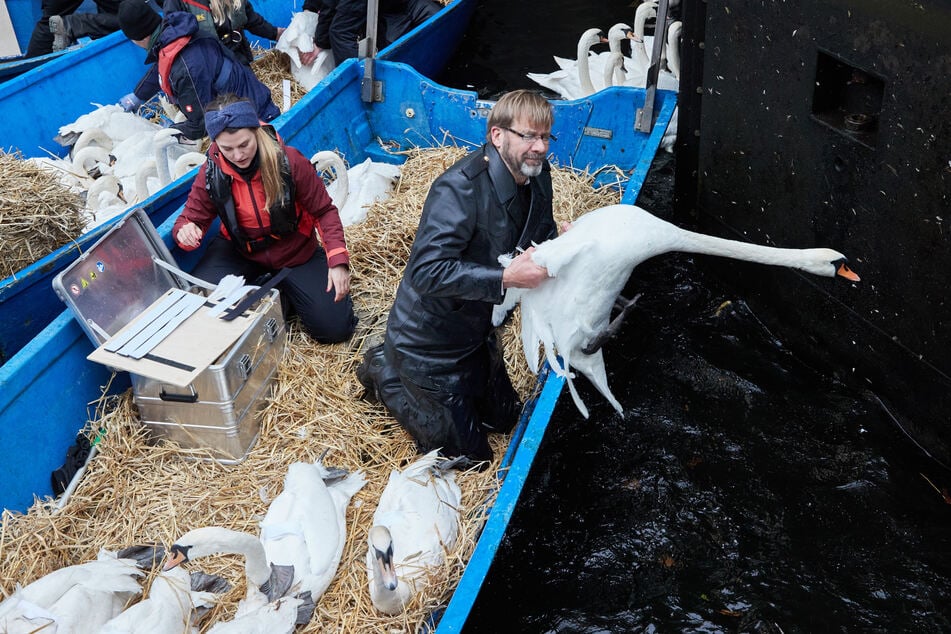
left=362, top=333, right=522, bottom=465
left=193, top=236, right=357, bottom=344
left=25, top=0, right=119, bottom=57
left=328, top=0, right=441, bottom=62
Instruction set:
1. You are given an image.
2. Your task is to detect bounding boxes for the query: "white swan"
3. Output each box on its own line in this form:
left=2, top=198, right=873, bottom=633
left=85, top=174, right=126, bottom=219
left=165, top=524, right=320, bottom=629
left=618, top=10, right=681, bottom=152
left=311, top=150, right=401, bottom=226
left=72, top=144, right=114, bottom=178
left=134, top=159, right=161, bottom=202
left=165, top=527, right=291, bottom=606
left=173, top=152, right=208, bottom=180
left=527, top=28, right=606, bottom=99
left=493, top=204, right=861, bottom=418
left=630, top=1, right=658, bottom=72
left=259, top=458, right=366, bottom=606
left=0, top=549, right=146, bottom=633
left=366, top=450, right=462, bottom=615
left=277, top=11, right=336, bottom=91
left=99, top=566, right=219, bottom=634
left=205, top=596, right=303, bottom=633
left=71, top=126, right=114, bottom=156
left=57, top=104, right=160, bottom=149
left=666, top=20, right=683, bottom=79
left=600, top=23, right=636, bottom=89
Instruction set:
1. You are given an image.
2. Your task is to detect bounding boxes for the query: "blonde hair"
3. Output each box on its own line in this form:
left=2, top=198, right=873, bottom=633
left=254, top=127, right=285, bottom=211
left=486, top=89, right=553, bottom=140
left=208, top=0, right=245, bottom=26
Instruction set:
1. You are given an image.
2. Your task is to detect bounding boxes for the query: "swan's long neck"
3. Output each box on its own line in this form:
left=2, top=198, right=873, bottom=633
left=182, top=528, right=271, bottom=588
left=676, top=228, right=826, bottom=270
left=134, top=159, right=158, bottom=201
left=576, top=37, right=596, bottom=96
left=667, top=21, right=682, bottom=79
left=632, top=3, right=655, bottom=68
left=367, top=525, right=408, bottom=615
left=152, top=130, right=179, bottom=186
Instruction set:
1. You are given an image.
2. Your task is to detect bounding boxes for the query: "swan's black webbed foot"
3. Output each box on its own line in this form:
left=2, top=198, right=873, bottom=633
left=581, top=293, right=643, bottom=355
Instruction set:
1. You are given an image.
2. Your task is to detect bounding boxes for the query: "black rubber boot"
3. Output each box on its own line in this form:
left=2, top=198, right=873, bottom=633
left=355, top=343, right=385, bottom=403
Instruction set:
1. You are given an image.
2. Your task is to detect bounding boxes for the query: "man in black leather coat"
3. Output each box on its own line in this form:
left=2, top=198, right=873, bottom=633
left=357, top=90, right=558, bottom=467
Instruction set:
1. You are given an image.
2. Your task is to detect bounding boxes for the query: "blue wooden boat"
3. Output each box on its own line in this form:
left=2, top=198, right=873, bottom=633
left=0, top=0, right=92, bottom=81
left=0, top=0, right=477, bottom=365
left=0, top=57, right=675, bottom=628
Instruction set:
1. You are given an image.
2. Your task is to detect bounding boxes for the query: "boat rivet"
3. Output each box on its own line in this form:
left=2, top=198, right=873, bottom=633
left=406, top=108, right=416, bottom=118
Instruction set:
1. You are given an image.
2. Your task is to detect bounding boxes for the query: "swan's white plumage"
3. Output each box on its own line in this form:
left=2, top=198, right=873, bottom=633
left=495, top=204, right=857, bottom=418
left=60, top=104, right=160, bottom=148
left=527, top=28, right=605, bottom=99
left=99, top=566, right=217, bottom=634
left=311, top=151, right=401, bottom=226
left=85, top=174, right=128, bottom=229
left=0, top=549, right=145, bottom=634
left=366, top=450, right=462, bottom=615
left=276, top=11, right=336, bottom=90
left=205, top=596, right=302, bottom=633
left=173, top=152, right=208, bottom=179
left=259, top=459, right=366, bottom=603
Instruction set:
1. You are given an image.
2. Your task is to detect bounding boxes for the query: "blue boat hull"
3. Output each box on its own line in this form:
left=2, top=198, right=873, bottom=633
left=0, top=53, right=674, bottom=513
left=0, top=0, right=475, bottom=365
left=0, top=56, right=674, bottom=629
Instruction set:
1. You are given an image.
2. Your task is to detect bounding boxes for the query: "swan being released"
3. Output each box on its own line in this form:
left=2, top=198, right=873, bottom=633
left=493, top=204, right=861, bottom=418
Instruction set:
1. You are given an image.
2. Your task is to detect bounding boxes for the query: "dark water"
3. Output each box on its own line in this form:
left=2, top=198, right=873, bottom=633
left=438, top=1, right=951, bottom=632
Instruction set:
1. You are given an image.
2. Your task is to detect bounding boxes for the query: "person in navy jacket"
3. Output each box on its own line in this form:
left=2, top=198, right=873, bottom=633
left=118, top=0, right=279, bottom=140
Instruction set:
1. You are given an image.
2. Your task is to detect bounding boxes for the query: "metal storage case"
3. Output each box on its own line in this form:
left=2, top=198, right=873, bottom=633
left=53, top=208, right=285, bottom=463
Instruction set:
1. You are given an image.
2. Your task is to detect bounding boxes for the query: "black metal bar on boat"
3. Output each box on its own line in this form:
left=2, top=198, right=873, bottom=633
left=360, top=0, right=380, bottom=102
left=635, top=0, right=671, bottom=133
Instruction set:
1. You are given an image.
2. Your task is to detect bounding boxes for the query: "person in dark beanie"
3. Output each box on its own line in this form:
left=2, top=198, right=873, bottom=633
left=117, top=1, right=279, bottom=140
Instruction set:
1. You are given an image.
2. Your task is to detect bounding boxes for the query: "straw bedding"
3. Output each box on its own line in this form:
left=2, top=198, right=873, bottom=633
left=0, top=144, right=621, bottom=632
left=0, top=150, right=87, bottom=280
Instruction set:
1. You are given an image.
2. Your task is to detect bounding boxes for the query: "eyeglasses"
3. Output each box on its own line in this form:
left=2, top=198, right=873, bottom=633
left=500, top=127, right=556, bottom=144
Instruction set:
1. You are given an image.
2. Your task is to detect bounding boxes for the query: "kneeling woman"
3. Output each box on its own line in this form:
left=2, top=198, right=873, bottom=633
left=173, top=96, right=356, bottom=343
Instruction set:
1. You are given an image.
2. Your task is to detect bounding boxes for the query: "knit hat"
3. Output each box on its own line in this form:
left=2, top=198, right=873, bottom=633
left=118, top=0, right=162, bottom=41
left=205, top=100, right=261, bottom=140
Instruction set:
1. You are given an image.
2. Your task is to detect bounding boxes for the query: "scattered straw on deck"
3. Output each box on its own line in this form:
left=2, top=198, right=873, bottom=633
left=0, top=144, right=621, bottom=632
left=253, top=48, right=310, bottom=112
left=0, top=150, right=87, bottom=280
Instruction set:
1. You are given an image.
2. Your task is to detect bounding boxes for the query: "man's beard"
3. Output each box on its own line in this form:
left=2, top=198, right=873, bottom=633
left=519, top=154, right=544, bottom=178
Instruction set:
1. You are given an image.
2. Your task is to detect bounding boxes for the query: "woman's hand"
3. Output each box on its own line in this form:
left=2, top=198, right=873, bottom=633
left=327, top=264, right=350, bottom=302
left=176, top=221, right=203, bottom=249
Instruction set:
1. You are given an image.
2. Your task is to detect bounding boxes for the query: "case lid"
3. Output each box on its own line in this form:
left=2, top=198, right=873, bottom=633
left=53, top=208, right=190, bottom=347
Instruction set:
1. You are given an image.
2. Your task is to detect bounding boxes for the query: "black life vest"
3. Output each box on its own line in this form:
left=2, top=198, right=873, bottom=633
left=204, top=137, right=297, bottom=254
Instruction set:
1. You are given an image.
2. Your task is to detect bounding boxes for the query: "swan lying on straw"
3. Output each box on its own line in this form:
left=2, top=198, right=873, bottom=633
left=0, top=549, right=146, bottom=633
left=366, top=450, right=462, bottom=615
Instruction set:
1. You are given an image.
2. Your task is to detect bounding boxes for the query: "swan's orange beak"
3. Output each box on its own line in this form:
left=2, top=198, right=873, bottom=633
left=163, top=547, right=188, bottom=571
left=836, top=262, right=860, bottom=282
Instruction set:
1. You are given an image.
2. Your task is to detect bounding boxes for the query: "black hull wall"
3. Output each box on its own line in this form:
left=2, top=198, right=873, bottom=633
left=675, top=1, right=951, bottom=461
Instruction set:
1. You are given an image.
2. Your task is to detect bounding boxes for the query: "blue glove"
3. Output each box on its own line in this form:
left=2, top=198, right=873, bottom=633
left=118, top=93, right=144, bottom=112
